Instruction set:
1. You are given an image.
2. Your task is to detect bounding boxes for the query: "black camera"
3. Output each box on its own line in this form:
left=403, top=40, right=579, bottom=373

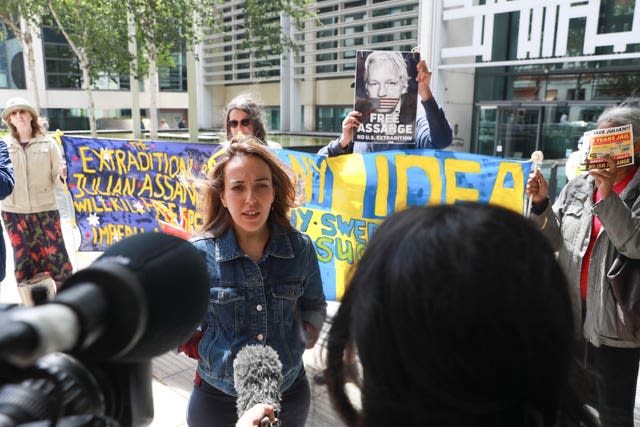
left=0, top=303, right=154, bottom=427
left=0, top=232, right=210, bottom=427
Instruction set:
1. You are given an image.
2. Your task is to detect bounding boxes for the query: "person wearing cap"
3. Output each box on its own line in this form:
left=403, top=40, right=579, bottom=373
left=318, top=58, right=452, bottom=156
left=1, top=97, right=73, bottom=295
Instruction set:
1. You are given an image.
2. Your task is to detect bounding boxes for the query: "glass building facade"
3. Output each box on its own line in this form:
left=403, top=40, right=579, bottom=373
left=1, top=23, right=187, bottom=131
left=469, top=2, right=640, bottom=160
left=201, top=0, right=420, bottom=132
left=424, top=0, right=637, bottom=198
left=0, top=25, right=26, bottom=90
left=3, top=0, right=639, bottom=147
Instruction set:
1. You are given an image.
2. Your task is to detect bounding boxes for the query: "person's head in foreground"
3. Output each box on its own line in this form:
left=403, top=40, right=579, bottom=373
left=224, top=93, right=268, bottom=143
left=326, top=203, right=595, bottom=426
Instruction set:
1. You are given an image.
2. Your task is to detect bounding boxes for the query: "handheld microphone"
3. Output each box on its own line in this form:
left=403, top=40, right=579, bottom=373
left=0, top=232, right=209, bottom=366
left=233, top=345, right=282, bottom=427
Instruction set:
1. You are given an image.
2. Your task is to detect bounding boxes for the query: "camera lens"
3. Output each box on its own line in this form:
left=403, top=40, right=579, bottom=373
left=0, top=353, right=104, bottom=426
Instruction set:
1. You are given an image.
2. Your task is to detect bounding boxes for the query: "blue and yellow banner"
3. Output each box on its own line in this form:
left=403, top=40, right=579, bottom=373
left=61, top=136, right=531, bottom=301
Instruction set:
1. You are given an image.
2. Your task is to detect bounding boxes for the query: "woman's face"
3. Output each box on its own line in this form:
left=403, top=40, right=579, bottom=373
left=220, top=155, right=275, bottom=237
left=228, top=109, right=255, bottom=138
left=8, top=109, right=33, bottom=131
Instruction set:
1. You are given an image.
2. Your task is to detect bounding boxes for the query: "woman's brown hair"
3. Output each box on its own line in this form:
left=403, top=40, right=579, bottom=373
left=198, top=135, right=299, bottom=237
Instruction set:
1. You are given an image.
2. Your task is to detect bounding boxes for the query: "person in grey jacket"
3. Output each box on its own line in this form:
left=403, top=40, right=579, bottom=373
left=526, top=98, right=640, bottom=427
left=1, top=97, right=72, bottom=293
left=317, top=59, right=452, bottom=156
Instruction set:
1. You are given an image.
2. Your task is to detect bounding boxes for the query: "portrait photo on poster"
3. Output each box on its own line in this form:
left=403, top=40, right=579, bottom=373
left=353, top=49, right=420, bottom=145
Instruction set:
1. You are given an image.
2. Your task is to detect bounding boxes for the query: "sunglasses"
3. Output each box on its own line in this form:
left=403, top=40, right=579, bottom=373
left=228, top=118, right=251, bottom=128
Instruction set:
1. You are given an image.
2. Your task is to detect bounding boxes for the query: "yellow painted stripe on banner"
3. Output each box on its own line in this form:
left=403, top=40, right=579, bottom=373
left=327, top=154, right=367, bottom=218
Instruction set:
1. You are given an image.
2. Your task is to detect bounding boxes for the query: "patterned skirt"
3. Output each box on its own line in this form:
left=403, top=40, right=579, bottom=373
left=1, top=210, right=73, bottom=286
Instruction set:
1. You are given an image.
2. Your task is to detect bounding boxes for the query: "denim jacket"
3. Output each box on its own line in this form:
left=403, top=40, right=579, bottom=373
left=190, top=222, right=327, bottom=395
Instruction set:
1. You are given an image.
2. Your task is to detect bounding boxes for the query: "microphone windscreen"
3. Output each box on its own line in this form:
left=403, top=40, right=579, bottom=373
left=234, top=345, right=283, bottom=419
left=64, top=233, right=209, bottom=362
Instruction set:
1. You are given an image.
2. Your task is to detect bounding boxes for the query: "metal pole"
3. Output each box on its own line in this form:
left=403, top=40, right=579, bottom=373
left=187, top=43, right=198, bottom=141
left=127, top=7, right=141, bottom=139
left=280, top=12, right=292, bottom=132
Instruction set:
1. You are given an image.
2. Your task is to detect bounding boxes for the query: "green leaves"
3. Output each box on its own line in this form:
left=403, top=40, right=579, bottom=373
left=241, top=0, right=314, bottom=59
left=47, top=0, right=131, bottom=82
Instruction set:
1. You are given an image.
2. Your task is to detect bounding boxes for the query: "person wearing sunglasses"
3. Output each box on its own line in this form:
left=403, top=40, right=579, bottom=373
left=224, top=94, right=282, bottom=149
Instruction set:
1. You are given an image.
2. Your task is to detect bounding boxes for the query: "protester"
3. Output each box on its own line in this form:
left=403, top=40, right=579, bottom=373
left=0, top=139, right=15, bottom=289
left=318, top=57, right=452, bottom=155
left=527, top=99, right=640, bottom=426
left=325, top=203, right=596, bottom=426
left=224, top=93, right=282, bottom=149
left=182, top=136, right=326, bottom=427
left=0, top=97, right=73, bottom=294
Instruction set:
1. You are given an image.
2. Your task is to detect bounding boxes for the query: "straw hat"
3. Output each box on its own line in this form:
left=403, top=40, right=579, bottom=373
left=2, top=97, right=38, bottom=124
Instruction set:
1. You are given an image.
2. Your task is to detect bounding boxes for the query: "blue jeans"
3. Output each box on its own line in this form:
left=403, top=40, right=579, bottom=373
left=187, top=368, right=310, bottom=427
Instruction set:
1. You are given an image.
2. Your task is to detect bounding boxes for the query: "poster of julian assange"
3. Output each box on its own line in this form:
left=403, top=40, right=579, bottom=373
left=353, top=50, right=420, bottom=144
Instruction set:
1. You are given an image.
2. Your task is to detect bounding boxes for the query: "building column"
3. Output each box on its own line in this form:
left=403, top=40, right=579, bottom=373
left=196, top=42, right=212, bottom=130
left=30, top=24, right=47, bottom=111
left=280, top=11, right=302, bottom=133
left=418, top=0, right=443, bottom=103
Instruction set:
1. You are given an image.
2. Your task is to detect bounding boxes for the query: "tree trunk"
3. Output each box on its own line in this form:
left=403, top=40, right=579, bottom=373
left=127, top=7, right=141, bottom=139
left=82, top=64, right=97, bottom=137
left=20, top=18, right=41, bottom=113
left=2, top=16, right=41, bottom=112
left=48, top=2, right=96, bottom=136
left=148, top=52, right=159, bottom=139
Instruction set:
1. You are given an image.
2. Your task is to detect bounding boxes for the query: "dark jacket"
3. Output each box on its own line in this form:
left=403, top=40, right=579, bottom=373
left=0, top=139, right=16, bottom=281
